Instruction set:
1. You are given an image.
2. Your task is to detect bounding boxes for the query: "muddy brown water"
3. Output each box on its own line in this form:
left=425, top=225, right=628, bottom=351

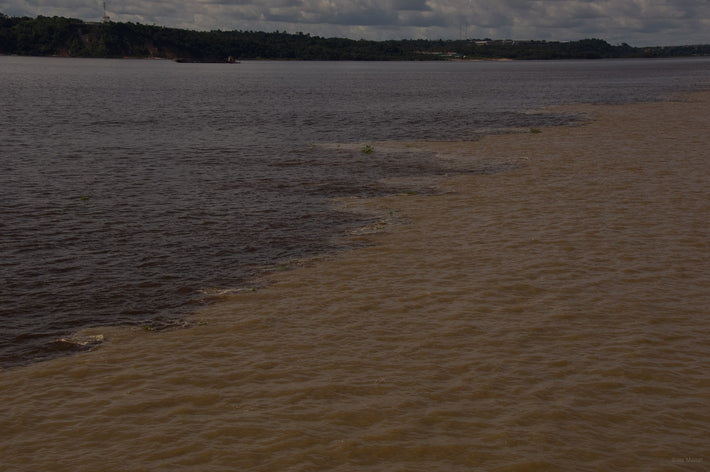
left=2, top=93, right=709, bottom=471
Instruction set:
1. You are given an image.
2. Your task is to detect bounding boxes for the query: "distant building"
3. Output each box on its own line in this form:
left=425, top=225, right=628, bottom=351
left=102, top=1, right=110, bottom=22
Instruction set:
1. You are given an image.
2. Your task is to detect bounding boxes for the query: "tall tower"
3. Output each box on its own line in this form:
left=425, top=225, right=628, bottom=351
left=102, top=1, right=110, bottom=22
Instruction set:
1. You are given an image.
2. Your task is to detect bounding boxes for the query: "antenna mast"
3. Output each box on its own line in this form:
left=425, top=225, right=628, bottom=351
left=102, top=1, right=110, bottom=22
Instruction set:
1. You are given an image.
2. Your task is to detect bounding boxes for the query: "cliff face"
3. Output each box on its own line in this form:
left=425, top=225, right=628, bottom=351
left=0, top=16, right=218, bottom=61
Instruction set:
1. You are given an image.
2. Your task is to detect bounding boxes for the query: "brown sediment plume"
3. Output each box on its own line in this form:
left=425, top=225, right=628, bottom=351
left=2, top=92, right=709, bottom=471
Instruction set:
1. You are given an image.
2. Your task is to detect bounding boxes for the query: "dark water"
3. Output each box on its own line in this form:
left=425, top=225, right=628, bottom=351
left=2, top=56, right=709, bottom=367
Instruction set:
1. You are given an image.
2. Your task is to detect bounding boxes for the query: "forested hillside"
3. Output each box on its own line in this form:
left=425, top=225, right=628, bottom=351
left=2, top=13, right=709, bottom=61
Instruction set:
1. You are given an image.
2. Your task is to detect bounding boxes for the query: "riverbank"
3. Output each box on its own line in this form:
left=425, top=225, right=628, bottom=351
left=3, top=15, right=710, bottom=61
left=2, top=92, right=709, bottom=471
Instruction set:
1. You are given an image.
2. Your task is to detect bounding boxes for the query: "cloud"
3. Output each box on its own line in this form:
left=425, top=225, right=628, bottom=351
left=1, top=0, right=709, bottom=45
left=390, top=0, right=431, bottom=11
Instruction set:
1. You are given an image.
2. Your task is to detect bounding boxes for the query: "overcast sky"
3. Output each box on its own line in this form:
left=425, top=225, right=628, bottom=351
left=1, top=0, right=709, bottom=46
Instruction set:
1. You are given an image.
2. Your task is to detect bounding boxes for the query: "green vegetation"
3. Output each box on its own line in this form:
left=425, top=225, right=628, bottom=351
left=530, top=128, right=542, bottom=134
left=2, top=13, right=710, bottom=61
left=361, top=144, right=375, bottom=154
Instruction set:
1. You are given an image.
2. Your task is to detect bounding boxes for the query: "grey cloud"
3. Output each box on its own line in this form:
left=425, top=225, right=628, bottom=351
left=0, top=0, right=97, bottom=18
left=261, top=1, right=405, bottom=27
left=390, top=0, right=431, bottom=11
left=398, top=10, right=447, bottom=27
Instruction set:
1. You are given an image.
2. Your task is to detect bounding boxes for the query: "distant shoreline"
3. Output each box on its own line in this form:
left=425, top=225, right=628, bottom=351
left=2, top=14, right=710, bottom=62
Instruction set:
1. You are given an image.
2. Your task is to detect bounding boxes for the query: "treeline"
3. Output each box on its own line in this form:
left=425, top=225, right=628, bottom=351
left=2, top=13, right=710, bottom=61
left=0, top=14, right=420, bottom=60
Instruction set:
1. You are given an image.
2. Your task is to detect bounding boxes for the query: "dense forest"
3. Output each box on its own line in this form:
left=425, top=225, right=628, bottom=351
left=2, top=13, right=710, bottom=61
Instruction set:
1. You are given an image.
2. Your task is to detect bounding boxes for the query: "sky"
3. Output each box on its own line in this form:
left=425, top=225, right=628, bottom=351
left=1, top=0, right=709, bottom=46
